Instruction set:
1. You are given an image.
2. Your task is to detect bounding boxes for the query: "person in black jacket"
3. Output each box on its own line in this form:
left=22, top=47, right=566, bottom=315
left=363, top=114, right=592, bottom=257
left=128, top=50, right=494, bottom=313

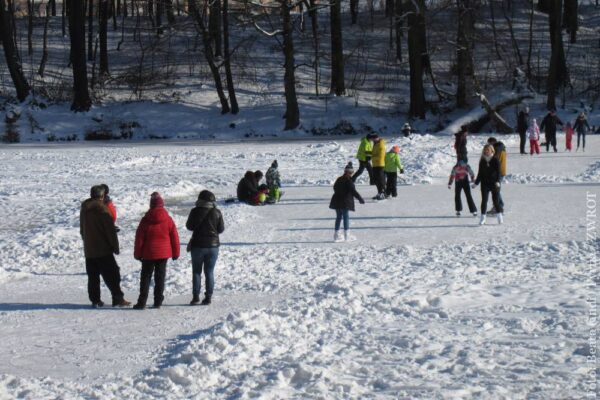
left=186, top=190, right=225, bottom=305
left=540, top=110, right=563, bottom=153
left=329, top=162, right=365, bottom=242
left=473, top=145, right=503, bottom=225
left=454, top=126, right=468, bottom=162
left=516, top=107, right=529, bottom=155
left=236, top=170, right=263, bottom=204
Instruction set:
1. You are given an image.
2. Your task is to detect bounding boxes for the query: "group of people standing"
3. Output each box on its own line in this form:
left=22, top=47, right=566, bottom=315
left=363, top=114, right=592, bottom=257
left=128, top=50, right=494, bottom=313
left=80, top=184, right=224, bottom=309
left=517, top=108, right=592, bottom=154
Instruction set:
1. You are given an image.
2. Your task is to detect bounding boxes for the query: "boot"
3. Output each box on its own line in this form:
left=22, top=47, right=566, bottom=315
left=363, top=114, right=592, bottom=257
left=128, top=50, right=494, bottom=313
left=344, top=231, right=356, bottom=242
left=201, top=295, right=212, bottom=305
left=334, top=231, right=343, bottom=242
left=456, top=211, right=461, bottom=217
left=479, top=215, right=487, bottom=225
left=113, top=299, right=131, bottom=307
left=92, top=300, right=104, bottom=308
left=133, top=303, right=145, bottom=310
left=190, top=295, right=200, bottom=305
left=497, top=213, right=504, bottom=224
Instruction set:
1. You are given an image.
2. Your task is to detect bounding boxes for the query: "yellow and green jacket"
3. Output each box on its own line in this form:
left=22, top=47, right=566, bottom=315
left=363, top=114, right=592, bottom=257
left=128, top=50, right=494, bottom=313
left=356, top=137, right=373, bottom=161
left=371, top=139, right=386, bottom=167
left=384, top=151, right=403, bottom=173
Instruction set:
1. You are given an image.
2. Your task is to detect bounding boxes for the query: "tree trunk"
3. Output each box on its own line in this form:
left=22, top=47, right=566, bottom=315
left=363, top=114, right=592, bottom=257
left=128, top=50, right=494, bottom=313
left=62, top=0, right=66, bottom=36
left=111, top=0, right=117, bottom=30
left=546, top=0, right=567, bottom=110
left=526, top=0, right=533, bottom=79
left=38, top=2, right=50, bottom=76
left=456, top=0, right=475, bottom=108
left=330, top=0, right=345, bottom=95
left=0, top=0, right=31, bottom=101
left=350, top=0, right=358, bottom=24
left=222, top=0, right=238, bottom=113
left=69, top=0, right=92, bottom=111
left=394, top=0, right=402, bottom=62
left=501, top=1, right=523, bottom=66
left=189, top=0, right=230, bottom=114
left=156, top=0, right=165, bottom=35
left=27, top=0, right=33, bottom=56
left=99, top=0, right=109, bottom=77
left=209, top=0, right=222, bottom=57
left=282, top=0, right=299, bottom=130
left=563, top=0, right=577, bottom=43
left=309, top=0, right=320, bottom=96
left=166, top=0, right=175, bottom=24
left=50, top=0, right=56, bottom=16
left=406, top=0, right=426, bottom=118
left=88, top=0, right=94, bottom=61
left=488, top=0, right=502, bottom=59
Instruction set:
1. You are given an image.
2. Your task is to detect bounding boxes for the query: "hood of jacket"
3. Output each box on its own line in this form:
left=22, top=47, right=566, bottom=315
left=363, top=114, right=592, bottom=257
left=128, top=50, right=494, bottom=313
left=142, top=207, right=171, bottom=224
left=195, top=199, right=216, bottom=209
left=82, top=198, right=107, bottom=214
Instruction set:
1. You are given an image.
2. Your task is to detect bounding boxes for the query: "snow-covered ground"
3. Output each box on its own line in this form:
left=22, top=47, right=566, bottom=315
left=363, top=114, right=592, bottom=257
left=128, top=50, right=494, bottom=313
left=0, top=133, right=598, bottom=399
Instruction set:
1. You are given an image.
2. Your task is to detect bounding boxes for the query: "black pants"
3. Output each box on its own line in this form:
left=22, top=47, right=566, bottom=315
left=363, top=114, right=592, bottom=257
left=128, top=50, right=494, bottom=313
left=352, top=158, right=373, bottom=184
left=86, top=255, right=124, bottom=304
left=545, top=133, right=557, bottom=151
left=373, top=167, right=386, bottom=194
left=480, top=185, right=503, bottom=215
left=385, top=172, right=398, bottom=197
left=518, top=130, right=527, bottom=154
left=455, top=180, right=477, bottom=213
left=137, top=259, right=167, bottom=307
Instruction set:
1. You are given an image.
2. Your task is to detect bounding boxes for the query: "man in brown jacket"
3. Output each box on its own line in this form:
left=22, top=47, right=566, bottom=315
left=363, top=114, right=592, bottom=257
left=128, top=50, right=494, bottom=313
left=80, top=185, right=130, bottom=308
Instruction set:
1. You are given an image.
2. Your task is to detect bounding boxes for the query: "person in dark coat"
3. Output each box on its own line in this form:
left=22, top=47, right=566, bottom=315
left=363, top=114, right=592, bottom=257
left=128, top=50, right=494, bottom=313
left=540, top=110, right=563, bottom=153
left=516, top=107, right=529, bottom=155
left=473, top=145, right=503, bottom=225
left=80, top=185, right=130, bottom=308
left=454, top=126, right=468, bottom=162
left=236, top=170, right=263, bottom=204
left=329, top=162, right=365, bottom=242
left=573, top=111, right=591, bottom=152
left=133, top=192, right=180, bottom=309
left=186, top=190, right=225, bottom=305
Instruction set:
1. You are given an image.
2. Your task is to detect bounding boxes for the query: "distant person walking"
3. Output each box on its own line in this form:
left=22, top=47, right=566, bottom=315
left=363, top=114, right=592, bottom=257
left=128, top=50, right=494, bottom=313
left=540, top=109, right=563, bottom=153
left=352, top=133, right=376, bottom=184
left=527, top=118, right=541, bottom=155
left=133, top=192, right=180, bottom=310
left=186, top=190, right=225, bottom=306
left=517, top=107, right=529, bottom=155
left=487, top=137, right=506, bottom=212
left=329, top=162, right=365, bottom=242
left=80, top=185, right=130, bottom=308
left=473, top=145, right=503, bottom=225
left=573, top=112, right=591, bottom=152
left=454, top=126, right=469, bottom=162
left=371, top=135, right=387, bottom=200
left=565, top=121, right=574, bottom=152
left=448, top=160, right=477, bottom=217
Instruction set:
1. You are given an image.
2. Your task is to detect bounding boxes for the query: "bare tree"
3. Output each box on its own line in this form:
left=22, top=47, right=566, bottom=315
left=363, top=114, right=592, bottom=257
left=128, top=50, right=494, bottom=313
left=99, top=0, right=110, bottom=78
left=88, top=0, right=94, bottom=61
left=68, top=0, right=92, bottom=111
left=350, top=0, right=358, bottom=24
left=562, top=0, right=577, bottom=43
left=456, top=0, right=476, bottom=108
left=406, top=0, right=427, bottom=118
left=330, top=0, right=345, bottom=95
left=222, top=0, right=238, bottom=113
left=308, top=0, right=320, bottom=95
left=27, top=0, right=33, bottom=56
left=281, top=0, right=299, bottom=129
left=39, top=2, right=51, bottom=76
left=546, top=0, right=568, bottom=109
left=209, top=0, right=222, bottom=57
left=0, top=0, right=31, bottom=101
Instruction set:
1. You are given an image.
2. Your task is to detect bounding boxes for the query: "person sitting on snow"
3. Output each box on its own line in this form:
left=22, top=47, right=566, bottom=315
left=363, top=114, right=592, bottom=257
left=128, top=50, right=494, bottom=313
left=252, top=184, right=270, bottom=206
left=265, top=160, right=282, bottom=203
left=401, top=123, right=412, bottom=138
left=237, top=170, right=263, bottom=204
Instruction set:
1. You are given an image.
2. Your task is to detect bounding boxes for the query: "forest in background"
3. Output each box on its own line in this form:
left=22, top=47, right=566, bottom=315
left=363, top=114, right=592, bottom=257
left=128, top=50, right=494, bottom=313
left=0, top=0, right=598, bottom=133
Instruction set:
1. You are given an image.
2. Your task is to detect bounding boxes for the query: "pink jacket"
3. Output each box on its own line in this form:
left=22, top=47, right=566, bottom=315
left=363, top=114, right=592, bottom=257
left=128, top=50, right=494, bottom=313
left=527, top=121, right=540, bottom=141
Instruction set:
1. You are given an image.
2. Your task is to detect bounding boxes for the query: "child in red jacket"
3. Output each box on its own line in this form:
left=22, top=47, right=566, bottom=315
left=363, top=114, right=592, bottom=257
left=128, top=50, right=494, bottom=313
left=133, top=192, right=180, bottom=309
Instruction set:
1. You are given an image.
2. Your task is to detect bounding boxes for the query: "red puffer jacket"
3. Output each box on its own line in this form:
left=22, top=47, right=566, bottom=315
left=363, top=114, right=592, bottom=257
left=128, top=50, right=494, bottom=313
left=134, top=207, right=180, bottom=260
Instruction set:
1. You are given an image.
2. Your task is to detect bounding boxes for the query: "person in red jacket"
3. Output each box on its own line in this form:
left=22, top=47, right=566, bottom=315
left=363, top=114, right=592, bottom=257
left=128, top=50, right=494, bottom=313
left=99, top=183, right=117, bottom=223
left=133, top=192, right=180, bottom=309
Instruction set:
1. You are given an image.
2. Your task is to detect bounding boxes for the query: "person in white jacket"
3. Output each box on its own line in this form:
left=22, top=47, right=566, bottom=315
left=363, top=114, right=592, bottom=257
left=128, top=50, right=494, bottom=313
left=527, top=118, right=541, bottom=155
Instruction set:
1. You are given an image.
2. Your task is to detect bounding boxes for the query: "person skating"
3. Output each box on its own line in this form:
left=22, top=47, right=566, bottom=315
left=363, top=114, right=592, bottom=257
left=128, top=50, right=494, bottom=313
left=473, top=145, right=504, bottom=225
left=565, top=121, right=574, bottom=152
left=80, top=185, right=131, bottom=308
left=384, top=145, right=404, bottom=199
left=516, top=107, right=530, bottom=155
left=528, top=118, right=541, bottom=155
left=486, top=137, right=506, bottom=213
left=454, top=126, right=469, bottom=162
left=352, top=133, right=376, bottom=184
left=573, top=111, right=591, bottom=152
left=540, top=109, right=563, bottom=153
left=186, top=190, right=225, bottom=306
left=265, top=160, right=282, bottom=202
left=329, top=162, right=365, bottom=242
left=236, top=170, right=263, bottom=204
left=133, top=192, right=180, bottom=310
left=371, top=135, right=387, bottom=200
left=448, top=160, right=477, bottom=217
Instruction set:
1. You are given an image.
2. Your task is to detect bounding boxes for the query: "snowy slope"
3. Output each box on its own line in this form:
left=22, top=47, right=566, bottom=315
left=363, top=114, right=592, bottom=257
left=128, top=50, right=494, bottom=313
left=0, top=134, right=598, bottom=399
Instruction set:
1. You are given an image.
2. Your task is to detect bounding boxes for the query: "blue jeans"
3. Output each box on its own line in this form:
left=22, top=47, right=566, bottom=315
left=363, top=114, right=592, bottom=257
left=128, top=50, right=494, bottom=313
left=191, top=247, right=219, bottom=296
left=335, top=209, right=350, bottom=231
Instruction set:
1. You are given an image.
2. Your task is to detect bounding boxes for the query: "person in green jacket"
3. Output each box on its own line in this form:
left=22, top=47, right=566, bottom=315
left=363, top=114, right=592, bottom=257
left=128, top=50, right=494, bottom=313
left=384, top=145, right=404, bottom=198
left=352, top=133, right=376, bottom=184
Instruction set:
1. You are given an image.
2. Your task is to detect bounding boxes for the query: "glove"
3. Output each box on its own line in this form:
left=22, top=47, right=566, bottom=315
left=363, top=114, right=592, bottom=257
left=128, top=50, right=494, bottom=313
left=359, top=199, right=365, bottom=204
left=400, top=168, right=404, bottom=174
left=172, top=257, right=178, bottom=261
left=495, top=182, right=500, bottom=188
left=448, top=185, right=451, bottom=190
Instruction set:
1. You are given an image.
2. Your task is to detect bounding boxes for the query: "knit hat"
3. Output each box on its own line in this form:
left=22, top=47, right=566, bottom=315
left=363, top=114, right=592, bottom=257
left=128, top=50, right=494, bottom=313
left=271, top=160, right=278, bottom=168
left=344, top=162, right=354, bottom=174
left=198, top=190, right=216, bottom=202
left=150, top=192, right=164, bottom=208
left=391, top=145, right=400, bottom=154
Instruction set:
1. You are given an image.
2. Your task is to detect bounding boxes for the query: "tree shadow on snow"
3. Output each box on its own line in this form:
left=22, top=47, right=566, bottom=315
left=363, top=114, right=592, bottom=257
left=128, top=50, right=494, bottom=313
left=291, top=215, right=461, bottom=220
left=0, top=303, right=97, bottom=312
left=282, top=224, right=480, bottom=231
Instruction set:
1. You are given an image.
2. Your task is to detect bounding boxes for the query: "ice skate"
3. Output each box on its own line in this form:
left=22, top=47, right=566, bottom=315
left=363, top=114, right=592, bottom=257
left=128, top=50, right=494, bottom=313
left=344, top=231, right=356, bottom=242
left=497, top=213, right=504, bottom=224
left=334, top=231, right=344, bottom=242
left=456, top=211, right=461, bottom=217
left=479, top=215, right=487, bottom=225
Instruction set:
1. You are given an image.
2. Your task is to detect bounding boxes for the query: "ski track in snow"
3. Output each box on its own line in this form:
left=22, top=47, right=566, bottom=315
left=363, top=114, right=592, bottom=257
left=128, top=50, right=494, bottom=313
left=0, top=135, right=598, bottom=399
